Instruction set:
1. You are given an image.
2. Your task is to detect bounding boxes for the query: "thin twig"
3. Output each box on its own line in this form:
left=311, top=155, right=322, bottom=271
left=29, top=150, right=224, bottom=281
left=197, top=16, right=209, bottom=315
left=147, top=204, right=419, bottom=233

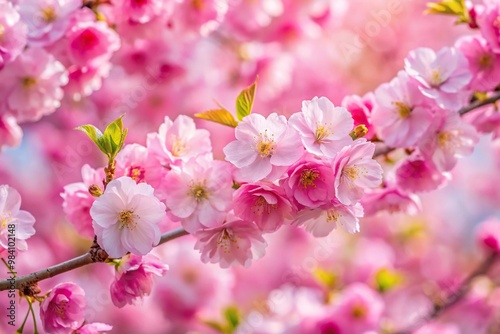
left=0, top=228, right=188, bottom=291
left=395, top=252, right=498, bottom=334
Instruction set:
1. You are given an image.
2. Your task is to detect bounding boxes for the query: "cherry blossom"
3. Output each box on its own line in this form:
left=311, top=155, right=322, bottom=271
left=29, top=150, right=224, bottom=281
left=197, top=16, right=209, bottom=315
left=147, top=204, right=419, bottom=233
left=0, top=1, right=27, bottom=70
left=90, top=176, right=166, bottom=258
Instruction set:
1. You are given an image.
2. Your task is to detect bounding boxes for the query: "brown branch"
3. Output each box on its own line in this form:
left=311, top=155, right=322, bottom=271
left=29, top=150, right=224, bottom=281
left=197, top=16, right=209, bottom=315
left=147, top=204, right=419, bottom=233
left=394, top=252, right=498, bottom=334
left=0, top=227, right=188, bottom=291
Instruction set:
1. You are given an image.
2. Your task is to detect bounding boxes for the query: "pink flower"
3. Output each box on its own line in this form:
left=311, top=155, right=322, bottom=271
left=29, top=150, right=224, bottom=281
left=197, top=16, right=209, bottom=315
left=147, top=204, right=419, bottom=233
left=66, top=8, right=120, bottom=68
left=477, top=2, right=500, bottom=53
left=294, top=200, right=364, bottom=237
left=19, top=0, right=80, bottom=46
left=115, top=143, right=148, bottom=184
left=113, top=0, right=165, bottom=24
left=456, top=35, right=500, bottom=92
left=64, top=64, right=111, bottom=101
left=331, top=283, right=384, bottom=333
left=61, top=164, right=104, bottom=239
left=419, top=111, right=479, bottom=172
left=395, top=152, right=450, bottom=193
left=0, top=47, right=68, bottom=122
left=40, top=282, right=86, bottom=334
left=162, top=155, right=233, bottom=233
left=74, top=323, right=113, bottom=334
left=0, top=1, right=27, bottom=70
left=464, top=104, right=500, bottom=139
left=147, top=115, right=212, bottom=177
left=0, top=114, right=22, bottom=151
left=224, top=113, right=303, bottom=182
left=475, top=218, right=500, bottom=254
left=233, top=182, right=293, bottom=233
left=342, top=93, right=376, bottom=140
left=280, top=154, right=335, bottom=209
left=332, top=139, right=383, bottom=206
left=170, top=0, right=228, bottom=36
left=361, top=186, right=422, bottom=216
left=90, top=176, right=166, bottom=258
left=194, top=213, right=267, bottom=268
left=289, top=96, right=353, bottom=158
left=110, top=253, right=168, bottom=307
left=372, top=71, right=434, bottom=148
left=404, top=47, right=472, bottom=110
left=0, top=184, right=35, bottom=252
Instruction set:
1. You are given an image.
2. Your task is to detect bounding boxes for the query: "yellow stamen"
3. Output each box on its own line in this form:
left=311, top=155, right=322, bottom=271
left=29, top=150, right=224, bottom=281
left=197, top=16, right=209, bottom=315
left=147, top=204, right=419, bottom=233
left=300, top=169, right=319, bottom=189
left=253, top=196, right=277, bottom=215
left=118, top=210, right=139, bottom=230
left=21, top=77, right=37, bottom=88
left=254, top=130, right=276, bottom=158
left=315, top=124, right=332, bottom=143
left=351, top=304, right=367, bottom=319
left=170, top=135, right=188, bottom=157
left=192, top=0, right=204, bottom=10
left=393, top=101, right=412, bottom=118
left=430, top=69, right=442, bottom=86
left=190, top=182, right=208, bottom=202
left=479, top=54, right=493, bottom=70
left=40, top=6, right=57, bottom=23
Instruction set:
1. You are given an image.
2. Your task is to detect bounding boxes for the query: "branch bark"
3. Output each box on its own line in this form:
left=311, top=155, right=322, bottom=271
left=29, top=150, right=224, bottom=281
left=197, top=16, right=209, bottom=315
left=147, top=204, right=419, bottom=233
left=0, top=227, right=188, bottom=291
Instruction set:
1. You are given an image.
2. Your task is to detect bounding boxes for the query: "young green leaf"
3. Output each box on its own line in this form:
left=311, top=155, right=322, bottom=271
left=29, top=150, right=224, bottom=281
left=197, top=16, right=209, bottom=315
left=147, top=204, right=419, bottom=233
left=235, top=79, right=257, bottom=121
left=425, top=0, right=470, bottom=24
left=224, top=306, right=240, bottom=330
left=195, top=109, right=238, bottom=128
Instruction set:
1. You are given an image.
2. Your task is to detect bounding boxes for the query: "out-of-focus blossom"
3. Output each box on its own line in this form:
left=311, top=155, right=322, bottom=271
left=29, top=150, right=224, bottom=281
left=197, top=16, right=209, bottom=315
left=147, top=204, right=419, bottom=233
left=0, top=184, right=35, bottom=252
left=115, top=143, right=148, bottom=183
left=372, top=71, right=434, bottom=148
left=475, top=217, right=500, bottom=253
left=170, top=0, right=229, bottom=36
left=395, top=152, right=450, bottom=193
left=90, top=176, right=166, bottom=258
left=233, top=182, right=293, bottom=233
left=361, top=186, right=422, bottom=216
left=40, top=282, right=86, bottom=334
left=0, top=114, right=23, bottom=151
left=162, top=155, right=233, bottom=233
left=331, top=283, right=384, bottom=333
left=194, top=213, right=267, bottom=268
left=61, top=164, right=104, bottom=239
left=477, top=1, right=500, bottom=53
left=0, top=1, right=27, bottom=70
left=280, top=154, right=335, bottom=209
left=419, top=111, right=479, bottom=172
left=289, top=96, right=353, bottom=157
left=111, top=253, right=168, bottom=307
left=342, top=93, right=376, bottom=140
left=113, top=0, right=166, bottom=24
left=456, top=35, right=500, bottom=92
left=332, top=139, right=383, bottom=206
left=224, top=113, right=303, bottom=182
left=0, top=47, right=68, bottom=122
left=294, top=200, right=364, bottom=236
left=19, top=0, right=80, bottom=46
left=74, top=323, right=113, bottom=334
left=404, top=47, right=472, bottom=110
left=66, top=8, right=121, bottom=68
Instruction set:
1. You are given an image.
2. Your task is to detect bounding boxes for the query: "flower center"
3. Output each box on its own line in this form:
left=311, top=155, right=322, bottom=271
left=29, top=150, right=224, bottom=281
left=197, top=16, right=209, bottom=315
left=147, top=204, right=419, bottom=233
left=326, top=210, right=340, bottom=223
left=255, top=130, right=276, bottom=158
left=192, top=0, right=204, bottom=10
left=300, top=169, right=319, bottom=189
left=393, top=101, right=412, bottom=118
left=52, top=300, right=68, bottom=319
left=351, top=303, right=367, bottom=319
left=190, top=182, right=208, bottom=202
left=118, top=210, right=139, bottom=230
left=170, top=135, right=188, bottom=157
left=479, top=54, right=493, bottom=70
left=429, top=69, right=443, bottom=87
left=40, top=6, right=57, bottom=23
left=126, top=165, right=146, bottom=183
left=0, top=24, right=5, bottom=39
left=315, top=124, right=332, bottom=143
left=252, top=196, right=277, bottom=215
left=217, top=228, right=237, bottom=253
left=0, top=213, right=13, bottom=228
left=21, top=77, right=37, bottom=88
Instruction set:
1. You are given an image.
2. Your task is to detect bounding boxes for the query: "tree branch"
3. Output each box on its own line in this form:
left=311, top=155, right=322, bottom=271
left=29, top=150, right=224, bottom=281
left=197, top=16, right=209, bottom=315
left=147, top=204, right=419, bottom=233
left=395, top=252, right=498, bottom=334
left=0, top=227, right=188, bottom=291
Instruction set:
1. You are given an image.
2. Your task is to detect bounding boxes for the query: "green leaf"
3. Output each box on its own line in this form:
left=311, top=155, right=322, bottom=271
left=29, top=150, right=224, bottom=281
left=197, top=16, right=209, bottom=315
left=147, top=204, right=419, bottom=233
left=375, top=268, right=402, bottom=293
left=312, top=268, right=337, bottom=289
left=235, top=79, right=257, bottom=121
left=425, top=0, right=470, bottom=24
left=203, top=320, right=225, bottom=333
left=195, top=109, right=238, bottom=128
left=224, top=306, right=240, bottom=330
left=75, top=115, right=128, bottom=160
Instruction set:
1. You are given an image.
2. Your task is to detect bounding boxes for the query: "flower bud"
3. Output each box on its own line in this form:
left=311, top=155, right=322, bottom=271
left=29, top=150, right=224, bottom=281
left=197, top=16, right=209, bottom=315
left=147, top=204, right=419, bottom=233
left=88, top=184, right=103, bottom=197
